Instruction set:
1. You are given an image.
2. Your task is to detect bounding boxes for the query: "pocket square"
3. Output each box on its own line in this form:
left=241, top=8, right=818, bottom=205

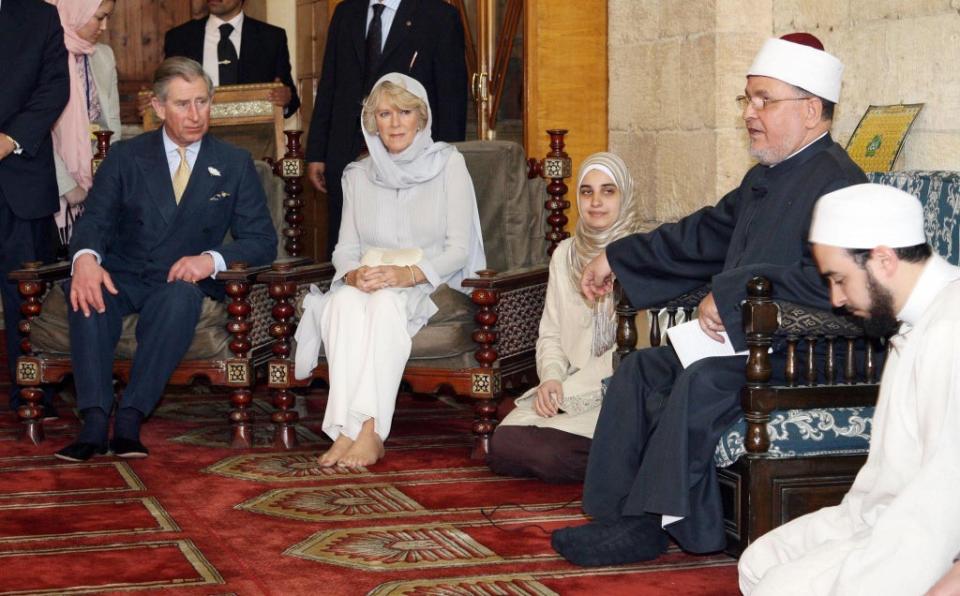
left=209, top=191, right=231, bottom=201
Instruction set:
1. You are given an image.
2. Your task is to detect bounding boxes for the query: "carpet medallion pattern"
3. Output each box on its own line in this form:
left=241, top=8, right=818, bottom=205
left=287, top=524, right=502, bottom=570
left=0, top=391, right=739, bottom=594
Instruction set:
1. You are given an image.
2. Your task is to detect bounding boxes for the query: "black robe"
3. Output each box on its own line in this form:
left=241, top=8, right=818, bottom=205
left=583, top=134, right=867, bottom=553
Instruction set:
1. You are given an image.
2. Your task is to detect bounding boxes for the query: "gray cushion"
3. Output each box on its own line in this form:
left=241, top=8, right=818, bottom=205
left=454, top=140, right=548, bottom=272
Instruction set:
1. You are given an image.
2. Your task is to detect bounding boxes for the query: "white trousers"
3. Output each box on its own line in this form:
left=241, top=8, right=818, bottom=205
left=319, top=286, right=412, bottom=442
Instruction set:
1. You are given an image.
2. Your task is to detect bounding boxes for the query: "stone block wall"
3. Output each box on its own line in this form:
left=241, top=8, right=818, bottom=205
left=610, top=0, right=960, bottom=227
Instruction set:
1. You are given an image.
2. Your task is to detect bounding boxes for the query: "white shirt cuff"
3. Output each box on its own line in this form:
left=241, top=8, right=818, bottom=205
left=204, top=251, right=226, bottom=279
left=71, top=249, right=102, bottom=275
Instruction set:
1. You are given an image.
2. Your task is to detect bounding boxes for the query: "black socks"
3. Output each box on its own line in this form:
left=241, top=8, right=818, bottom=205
left=113, top=407, right=144, bottom=441
left=78, top=407, right=109, bottom=445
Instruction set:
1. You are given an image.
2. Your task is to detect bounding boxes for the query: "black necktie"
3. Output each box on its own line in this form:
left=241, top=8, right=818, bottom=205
left=365, top=3, right=385, bottom=81
left=217, top=23, right=239, bottom=86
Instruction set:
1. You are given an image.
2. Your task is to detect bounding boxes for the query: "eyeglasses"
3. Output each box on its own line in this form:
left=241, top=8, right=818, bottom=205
left=736, top=94, right=809, bottom=112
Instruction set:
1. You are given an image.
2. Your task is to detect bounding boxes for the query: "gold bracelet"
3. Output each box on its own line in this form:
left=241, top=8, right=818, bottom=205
left=407, top=265, right=417, bottom=286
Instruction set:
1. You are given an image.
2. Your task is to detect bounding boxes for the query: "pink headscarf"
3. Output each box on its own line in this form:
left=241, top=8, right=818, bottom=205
left=47, top=0, right=100, bottom=193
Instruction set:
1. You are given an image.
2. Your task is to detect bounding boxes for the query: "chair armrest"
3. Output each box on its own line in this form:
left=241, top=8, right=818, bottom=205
left=741, top=275, right=879, bottom=453
left=218, top=261, right=278, bottom=283
left=9, top=261, right=71, bottom=283
left=461, top=266, right=548, bottom=291
left=463, top=267, right=549, bottom=369
left=256, top=259, right=335, bottom=285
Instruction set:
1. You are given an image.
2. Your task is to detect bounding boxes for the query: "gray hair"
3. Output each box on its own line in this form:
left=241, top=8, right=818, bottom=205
left=152, top=57, right=214, bottom=102
left=361, top=80, right=428, bottom=134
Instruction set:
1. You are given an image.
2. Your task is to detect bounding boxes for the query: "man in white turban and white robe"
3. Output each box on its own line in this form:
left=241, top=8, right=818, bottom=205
left=739, top=184, right=960, bottom=595
left=552, top=33, right=868, bottom=566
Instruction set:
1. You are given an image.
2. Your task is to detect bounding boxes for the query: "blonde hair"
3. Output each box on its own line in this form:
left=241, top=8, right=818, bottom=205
left=361, top=80, right=429, bottom=134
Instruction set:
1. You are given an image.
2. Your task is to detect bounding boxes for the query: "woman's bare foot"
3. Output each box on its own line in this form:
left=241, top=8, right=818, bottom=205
left=318, top=434, right=354, bottom=467
left=338, top=421, right=384, bottom=468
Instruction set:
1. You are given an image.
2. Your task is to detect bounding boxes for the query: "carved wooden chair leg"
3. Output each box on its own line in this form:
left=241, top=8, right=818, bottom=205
left=15, top=273, right=46, bottom=444
left=470, top=282, right=499, bottom=459
left=268, top=275, right=298, bottom=449
left=224, top=270, right=255, bottom=448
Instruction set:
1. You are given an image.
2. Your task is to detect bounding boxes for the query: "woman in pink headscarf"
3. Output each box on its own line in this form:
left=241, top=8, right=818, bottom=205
left=47, top=0, right=120, bottom=252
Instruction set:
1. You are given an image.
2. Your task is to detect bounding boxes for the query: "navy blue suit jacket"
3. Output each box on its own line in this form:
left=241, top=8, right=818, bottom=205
left=69, top=130, right=278, bottom=300
left=0, top=0, right=69, bottom=219
left=164, top=16, right=300, bottom=118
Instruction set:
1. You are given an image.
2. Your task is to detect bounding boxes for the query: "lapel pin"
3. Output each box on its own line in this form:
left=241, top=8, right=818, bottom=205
left=208, top=166, right=221, bottom=177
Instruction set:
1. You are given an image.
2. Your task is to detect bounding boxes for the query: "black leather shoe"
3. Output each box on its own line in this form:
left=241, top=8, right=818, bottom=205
left=109, top=437, right=149, bottom=459
left=551, top=516, right=669, bottom=567
left=41, top=404, right=60, bottom=422
left=55, top=442, right=108, bottom=462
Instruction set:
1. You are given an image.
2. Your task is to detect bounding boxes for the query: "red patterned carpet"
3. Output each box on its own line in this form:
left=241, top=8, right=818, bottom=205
left=0, top=388, right=739, bottom=595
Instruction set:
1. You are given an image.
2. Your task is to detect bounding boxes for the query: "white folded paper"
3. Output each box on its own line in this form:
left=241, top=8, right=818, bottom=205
left=663, top=319, right=747, bottom=368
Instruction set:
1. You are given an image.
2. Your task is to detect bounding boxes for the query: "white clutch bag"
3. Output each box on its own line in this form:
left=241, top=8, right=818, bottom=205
left=360, top=247, right=423, bottom=267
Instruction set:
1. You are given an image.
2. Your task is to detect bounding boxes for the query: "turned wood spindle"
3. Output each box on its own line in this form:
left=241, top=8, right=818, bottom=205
left=824, top=336, right=836, bottom=384
left=271, top=130, right=305, bottom=258
left=470, top=280, right=499, bottom=458
left=785, top=337, right=798, bottom=386
left=267, top=266, right=299, bottom=449
left=16, top=266, right=46, bottom=444
left=613, top=283, right=637, bottom=369
left=804, top=337, right=818, bottom=386
left=91, top=130, right=113, bottom=176
left=742, top=276, right=777, bottom=454
left=865, top=341, right=877, bottom=383
left=224, top=270, right=254, bottom=448
left=648, top=309, right=662, bottom=348
left=844, top=337, right=857, bottom=384
left=540, top=129, right=571, bottom=256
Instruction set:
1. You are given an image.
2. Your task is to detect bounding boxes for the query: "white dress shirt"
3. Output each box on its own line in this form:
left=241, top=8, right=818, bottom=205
left=366, top=0, right=401, bottom=51
left=203, top=11, right=244, bottom=87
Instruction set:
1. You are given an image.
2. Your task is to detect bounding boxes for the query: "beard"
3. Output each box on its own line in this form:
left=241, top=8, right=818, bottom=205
left=861, top=269, right=900, bottom=338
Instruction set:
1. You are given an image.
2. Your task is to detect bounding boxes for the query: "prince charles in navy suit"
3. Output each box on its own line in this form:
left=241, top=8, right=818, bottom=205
left=57, top=58, right=277, bottom=462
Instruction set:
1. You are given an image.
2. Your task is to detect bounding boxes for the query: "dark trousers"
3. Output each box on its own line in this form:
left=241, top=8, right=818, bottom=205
left=582, top=346, right=753, bottom=554
left=66, top=274, right=204, bottom=416
left=488, top=425, right=592, bottom=484
left=324, top=131, right=364, bottom=258
left=0, top=199, right=53, bottom=406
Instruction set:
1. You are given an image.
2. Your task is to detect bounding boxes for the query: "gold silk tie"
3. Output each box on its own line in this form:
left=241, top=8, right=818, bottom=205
left=172, top=146, right=191, bottom=204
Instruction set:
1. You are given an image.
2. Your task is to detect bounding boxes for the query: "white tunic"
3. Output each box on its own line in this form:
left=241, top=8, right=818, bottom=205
left=293, top=149, right=484, bottom=441
left=498, top=238, right=613, bottom=438
left=740, top=255, right=960, bottom=595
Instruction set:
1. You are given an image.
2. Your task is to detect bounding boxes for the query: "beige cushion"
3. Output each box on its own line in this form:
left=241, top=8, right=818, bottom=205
left=30, top=285, right=231, bottom=360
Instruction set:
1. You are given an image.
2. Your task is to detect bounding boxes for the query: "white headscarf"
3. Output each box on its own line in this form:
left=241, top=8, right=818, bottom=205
left=346, top=72, right=486, bottom=295
left=347, top=72, right=454, bottom=189
left=568, top=152, right=639, bottom=356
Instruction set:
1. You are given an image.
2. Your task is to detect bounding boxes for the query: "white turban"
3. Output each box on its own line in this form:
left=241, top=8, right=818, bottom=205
left=748, top=38, right=844, bottom=103
left=809, top=183, right=926, bottom=249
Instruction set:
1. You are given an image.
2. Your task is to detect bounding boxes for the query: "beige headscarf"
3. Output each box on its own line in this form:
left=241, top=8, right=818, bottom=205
left=567, top=152, right=638, bottom=356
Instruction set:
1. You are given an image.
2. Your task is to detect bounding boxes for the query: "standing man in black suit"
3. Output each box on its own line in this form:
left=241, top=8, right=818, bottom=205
left=56, top=58, right=277, bottom=462
left=306, top=0, right=468, bottom=257
left=164, top=0, right=300, bottom=118
left=0, top=0, right=69, bottom=415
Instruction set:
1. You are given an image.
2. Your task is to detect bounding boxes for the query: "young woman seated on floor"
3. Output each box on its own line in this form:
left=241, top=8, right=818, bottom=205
left=292, top=73, right=485, bottom=470
left=486, top=152, right=639, bottom=483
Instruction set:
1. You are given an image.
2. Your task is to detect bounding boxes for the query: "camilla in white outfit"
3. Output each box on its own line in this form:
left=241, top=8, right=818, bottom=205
left=294, top=73, right=484, bottom=466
